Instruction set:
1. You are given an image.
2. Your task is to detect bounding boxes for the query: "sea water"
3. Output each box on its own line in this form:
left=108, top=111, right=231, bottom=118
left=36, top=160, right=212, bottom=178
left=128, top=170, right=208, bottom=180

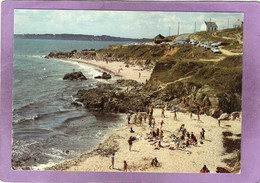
left=12, top=38, right=129, bottom=170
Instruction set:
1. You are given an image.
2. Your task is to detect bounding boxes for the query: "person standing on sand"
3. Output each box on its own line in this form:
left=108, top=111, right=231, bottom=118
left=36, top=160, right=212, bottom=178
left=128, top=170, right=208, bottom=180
left=200, top=128, right=205, bottom=139
left=149, top=116, right=152, bottom=127
left=123, top=161, right=128, bottom=172
left=144, top=113, right=147, bottom=122
left=152, top=119, right=156, bottom=129
left=127, top=113, right=131, bottom=124
left=139, top=72, right=141, bottom=78
left=197, top=105, right=200, bottom=121
left=128, top=136, right=133, bottom=151
left=160, top=120, right=164, bottom=129
left=109, top=153, right=115, bottom=169
left=161, top=108, right=165, bottom=118
left=218, top=119, right=221, bottom=127
left=134, top=114, right=137, bottom=125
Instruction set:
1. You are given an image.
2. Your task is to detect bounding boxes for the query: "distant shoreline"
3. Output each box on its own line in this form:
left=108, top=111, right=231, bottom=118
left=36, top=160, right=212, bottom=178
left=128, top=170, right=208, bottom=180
left=14, top=34, right=150, bottom=42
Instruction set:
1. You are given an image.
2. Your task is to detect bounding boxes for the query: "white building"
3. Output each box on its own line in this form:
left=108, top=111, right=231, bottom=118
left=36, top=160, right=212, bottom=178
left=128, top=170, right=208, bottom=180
left=200, top=21, right=218, bottom=31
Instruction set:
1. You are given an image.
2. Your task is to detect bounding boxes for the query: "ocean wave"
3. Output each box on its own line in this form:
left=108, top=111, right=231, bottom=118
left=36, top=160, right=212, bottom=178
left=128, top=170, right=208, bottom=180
left=13, top=101, right=35, bottom=112
left=40, top=75, right=49, bottom=80
left=71, top=96, right=84, bottom=107
left=13, top=114, right=40, bottom=124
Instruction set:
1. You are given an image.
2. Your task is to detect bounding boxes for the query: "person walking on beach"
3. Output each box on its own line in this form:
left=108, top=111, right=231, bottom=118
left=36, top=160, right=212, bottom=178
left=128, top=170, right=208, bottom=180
left=148, top=116, right=152, bottom=127
left=161, top=108, right=165, bottom=118
left=139, top=72, right=141, bottom=78
left=139, top=115, right=143, bottom=125
left=109, top=153, right=115, bottom=169
left=197, top=105, right=200, bottom=121
left=172, top=107, right=177, bottom=120
left=128, top=136, right=133, bottom=151
left=144, top=113, right=147, bottom=122
left=152, top=119, right=156, bottom=129
left=127, top=113, right=131, bottom=124
left=160, top=120, right=164, bottom=129
left=150, top=107, right=154, bottom=116
left=134, top=114, right=137, bottom=125
left=123, top=161, right=128, bottom=172
left=200, top=128, right=205, bottom=139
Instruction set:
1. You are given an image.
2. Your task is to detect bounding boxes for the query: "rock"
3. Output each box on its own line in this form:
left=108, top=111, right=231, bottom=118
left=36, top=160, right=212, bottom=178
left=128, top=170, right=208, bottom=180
left=63, top=72, right=87, bottom=80
left=94, top=72, right=112, bottom=79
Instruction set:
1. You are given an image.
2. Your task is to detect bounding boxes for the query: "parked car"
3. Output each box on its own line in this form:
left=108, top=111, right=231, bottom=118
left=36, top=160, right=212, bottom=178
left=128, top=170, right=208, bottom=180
left=211, top=47, right=221, bottom=53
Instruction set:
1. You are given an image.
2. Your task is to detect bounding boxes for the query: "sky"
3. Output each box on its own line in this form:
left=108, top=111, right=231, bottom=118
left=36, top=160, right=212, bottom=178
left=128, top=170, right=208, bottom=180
left=14, top=9, right=243, bottom=39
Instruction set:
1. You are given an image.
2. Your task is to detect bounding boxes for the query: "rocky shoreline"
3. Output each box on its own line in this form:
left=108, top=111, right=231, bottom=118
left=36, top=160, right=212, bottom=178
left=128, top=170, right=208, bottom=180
left=45, top=44, right=242, bottom=118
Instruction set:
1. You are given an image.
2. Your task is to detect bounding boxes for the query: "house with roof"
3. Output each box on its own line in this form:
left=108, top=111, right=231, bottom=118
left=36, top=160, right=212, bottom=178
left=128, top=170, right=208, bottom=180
left=154, top=34, right=165, bottom=44
left=200, top=21, right=218, bottom=31
left=233, top=19, right=243, bottom=28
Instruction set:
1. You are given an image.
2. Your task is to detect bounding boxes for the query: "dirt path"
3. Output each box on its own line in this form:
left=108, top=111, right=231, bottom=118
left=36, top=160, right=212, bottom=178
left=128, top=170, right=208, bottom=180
left=218, top=47, right=242, bottom=56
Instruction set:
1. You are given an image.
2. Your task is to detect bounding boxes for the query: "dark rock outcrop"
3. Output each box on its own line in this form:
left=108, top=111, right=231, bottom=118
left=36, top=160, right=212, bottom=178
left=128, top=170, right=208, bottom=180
left=94, top=72, right=112, bottom=79
left=63, top=72, right=87, bottom=80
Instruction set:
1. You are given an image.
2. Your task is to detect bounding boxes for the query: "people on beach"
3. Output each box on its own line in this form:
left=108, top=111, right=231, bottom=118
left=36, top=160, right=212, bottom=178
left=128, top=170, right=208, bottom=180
left=160, top=130, right=164, bottom=139
left=139, top=72, right=141, bottom=78
left=123, top=161, right=128, bottom=172
left=151, top=157, right=159, bottom=167
left=190, top=111, right=193, bottom=119
left=144, top=113, right=147, bottom=122
left=156, top=128, right=160, bottom=137
left=128, top=136, right=133, bottom=151
left=109, top=153, right=115, bottom=169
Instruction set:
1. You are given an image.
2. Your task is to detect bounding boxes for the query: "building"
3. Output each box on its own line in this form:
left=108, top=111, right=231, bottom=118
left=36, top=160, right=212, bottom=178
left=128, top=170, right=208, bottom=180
left=233, top=19, right=243, bottom=28
left=200, top=21, right=218, bottom=31
left=154, top=34, right=165, bottom=44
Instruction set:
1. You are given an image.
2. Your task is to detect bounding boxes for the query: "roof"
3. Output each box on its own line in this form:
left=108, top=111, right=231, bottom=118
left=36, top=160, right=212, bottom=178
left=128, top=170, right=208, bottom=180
left=154, top=34, right=165, bottom=40
left=204, top=21, right=218, bottom=28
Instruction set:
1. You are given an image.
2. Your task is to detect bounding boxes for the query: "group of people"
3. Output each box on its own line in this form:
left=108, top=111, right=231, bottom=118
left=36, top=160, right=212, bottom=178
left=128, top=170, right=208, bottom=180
left=118, top=106, right=209, bottom=172
left=110, top=152, right=128, bottom=172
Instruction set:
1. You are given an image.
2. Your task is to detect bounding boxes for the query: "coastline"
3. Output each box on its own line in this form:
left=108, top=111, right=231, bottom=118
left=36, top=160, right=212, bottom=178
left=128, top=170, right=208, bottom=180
left=47, top=108, right=241, bottom=173
left=70, top=58, right=152, bottom=83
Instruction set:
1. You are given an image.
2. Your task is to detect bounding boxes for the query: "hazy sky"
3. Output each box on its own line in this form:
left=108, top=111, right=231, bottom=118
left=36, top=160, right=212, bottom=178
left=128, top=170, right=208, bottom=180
left=14, top=9, right=243, bottom=38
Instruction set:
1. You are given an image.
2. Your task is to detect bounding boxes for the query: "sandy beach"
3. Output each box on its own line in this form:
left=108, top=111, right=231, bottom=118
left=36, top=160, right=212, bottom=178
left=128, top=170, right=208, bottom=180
left=71, top=58, right=152, bottom=83
left=48, top=108, right=241, bottom=173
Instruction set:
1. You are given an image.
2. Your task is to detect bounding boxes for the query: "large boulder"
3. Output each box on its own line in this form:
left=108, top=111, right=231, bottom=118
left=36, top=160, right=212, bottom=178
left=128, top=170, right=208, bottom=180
left=63, top=72, right=87, bottom=80
left=94, top=72, right=112, bottom=79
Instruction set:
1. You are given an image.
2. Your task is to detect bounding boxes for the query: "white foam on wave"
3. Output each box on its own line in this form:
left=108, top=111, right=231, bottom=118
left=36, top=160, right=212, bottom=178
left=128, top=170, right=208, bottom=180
left=13, top=114, right=39, bottom=124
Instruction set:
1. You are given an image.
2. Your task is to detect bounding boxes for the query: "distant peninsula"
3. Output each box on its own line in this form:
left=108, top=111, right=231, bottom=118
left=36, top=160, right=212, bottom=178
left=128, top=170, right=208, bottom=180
left=14, top=34, right=150, bottom=42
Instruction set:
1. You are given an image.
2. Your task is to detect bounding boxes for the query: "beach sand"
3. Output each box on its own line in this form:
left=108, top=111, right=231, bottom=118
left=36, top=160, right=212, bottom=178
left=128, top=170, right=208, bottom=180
left=71, top=58, right=152, bottom=83
left=48, top=108, right=241, bottom=173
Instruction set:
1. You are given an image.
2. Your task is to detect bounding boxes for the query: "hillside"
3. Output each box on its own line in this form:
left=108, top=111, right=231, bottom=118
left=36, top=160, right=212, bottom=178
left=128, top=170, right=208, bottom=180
left=45, top=27, right=243, bottom=117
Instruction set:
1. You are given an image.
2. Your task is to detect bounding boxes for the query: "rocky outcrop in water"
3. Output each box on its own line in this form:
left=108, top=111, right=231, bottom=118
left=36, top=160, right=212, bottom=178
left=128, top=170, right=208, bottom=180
left=74, top=79, right=148, bottom=113
left=63, top=72, right=87, bottom=80
left=94, top=72, right=112, bottom=79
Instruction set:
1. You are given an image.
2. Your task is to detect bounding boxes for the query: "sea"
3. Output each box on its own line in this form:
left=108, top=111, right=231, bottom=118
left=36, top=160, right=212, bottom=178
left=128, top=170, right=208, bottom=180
left=12, top=38, right=130, bottom=170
